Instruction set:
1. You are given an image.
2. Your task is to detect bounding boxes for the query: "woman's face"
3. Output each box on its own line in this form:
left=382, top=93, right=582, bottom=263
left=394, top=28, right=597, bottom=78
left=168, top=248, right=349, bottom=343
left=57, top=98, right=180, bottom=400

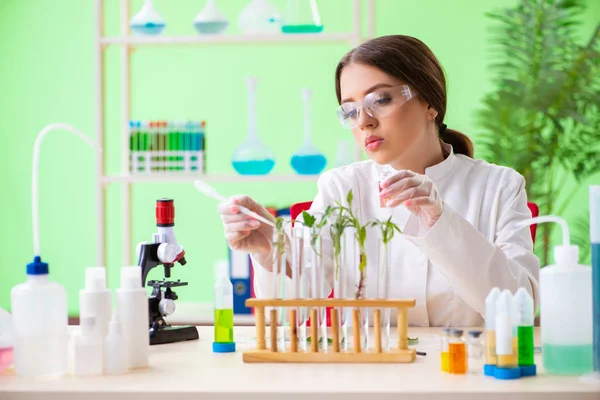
left=338, top=62, right=434, bottom=166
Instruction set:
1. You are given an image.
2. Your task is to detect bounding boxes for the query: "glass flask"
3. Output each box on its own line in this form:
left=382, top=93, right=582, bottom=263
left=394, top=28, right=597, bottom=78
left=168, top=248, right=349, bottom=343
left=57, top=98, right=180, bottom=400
left=281, top=0, right=324, bottom=34
left=193, top=0, right=228, bottom=35
left=238, top=0, right=281, bottom=35
left=232, top=77, right=275, bottom=175
left=290, top=89, right=327, bottom=175
left=130, top=0, right=166, bottom=36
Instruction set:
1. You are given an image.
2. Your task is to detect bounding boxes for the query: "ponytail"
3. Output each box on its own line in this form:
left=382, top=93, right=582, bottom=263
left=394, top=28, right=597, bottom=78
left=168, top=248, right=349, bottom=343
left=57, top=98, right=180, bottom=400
left=441, top=128, right=474, bottom=158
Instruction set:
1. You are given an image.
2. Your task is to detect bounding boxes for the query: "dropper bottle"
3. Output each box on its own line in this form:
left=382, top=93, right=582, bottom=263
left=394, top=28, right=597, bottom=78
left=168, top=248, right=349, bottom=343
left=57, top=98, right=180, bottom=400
left=518, top=215, right=593, bottom=375
left=213, top=261, right=236, bottom=353
left=483, top=287, right=501, bottom=376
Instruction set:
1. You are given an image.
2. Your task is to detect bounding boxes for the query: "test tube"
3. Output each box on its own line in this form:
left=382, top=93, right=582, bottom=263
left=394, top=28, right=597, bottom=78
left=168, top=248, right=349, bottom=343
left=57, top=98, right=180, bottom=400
left=495, top=290, right=518, bottom=369
left=271, top=229, right=286, bottom=350
left=377, top=230, right=392, bottom=350
left=291, top=223, right=307, bottom=352
left=305, top=223, right=327, bottom=351
left=333, top=227, right=352, bottom=351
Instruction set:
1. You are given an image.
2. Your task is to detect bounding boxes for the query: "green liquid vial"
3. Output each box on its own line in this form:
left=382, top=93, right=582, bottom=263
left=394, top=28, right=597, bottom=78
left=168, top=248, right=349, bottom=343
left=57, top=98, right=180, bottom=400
left=517, top=326, right=534, bottom=365
left=542, top=344, right=593, bottom=375
left=214, top=308, right=234, bottom=343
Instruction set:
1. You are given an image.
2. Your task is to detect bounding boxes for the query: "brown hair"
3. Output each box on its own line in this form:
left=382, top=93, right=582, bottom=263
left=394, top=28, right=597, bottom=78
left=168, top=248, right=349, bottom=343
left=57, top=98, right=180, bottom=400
left=335, top=35, right=474, bottom=158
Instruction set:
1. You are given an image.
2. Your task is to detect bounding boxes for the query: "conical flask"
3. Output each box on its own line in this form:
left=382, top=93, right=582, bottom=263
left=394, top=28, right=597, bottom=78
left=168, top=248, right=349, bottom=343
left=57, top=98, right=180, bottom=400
left=238, top=0, right=281, bottom=35
left=290, top=89, right=327, bottom=175
left=232, top=77, right=275, bottom=175
left=281, top=0, right=323, bottom=34
left=130, top=0, right=166, bottom=36
left=193, top=0, right=228, bottom=35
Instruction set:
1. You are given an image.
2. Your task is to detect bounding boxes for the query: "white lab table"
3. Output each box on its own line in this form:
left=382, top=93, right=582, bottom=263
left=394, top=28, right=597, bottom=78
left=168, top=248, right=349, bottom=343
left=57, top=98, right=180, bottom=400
left=1, top=326, right=598, bottom=400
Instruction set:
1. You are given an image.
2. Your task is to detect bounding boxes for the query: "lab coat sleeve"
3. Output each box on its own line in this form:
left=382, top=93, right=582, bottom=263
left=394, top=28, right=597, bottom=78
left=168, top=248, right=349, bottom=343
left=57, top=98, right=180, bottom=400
left=403, top=174, right=540, bottom=317
left=251, top=170, right=341, bottom=300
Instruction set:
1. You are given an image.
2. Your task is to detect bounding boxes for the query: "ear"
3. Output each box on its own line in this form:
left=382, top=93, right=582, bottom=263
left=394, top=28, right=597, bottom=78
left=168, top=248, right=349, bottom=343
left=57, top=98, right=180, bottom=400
left=426, top=105, right=438, bottom=121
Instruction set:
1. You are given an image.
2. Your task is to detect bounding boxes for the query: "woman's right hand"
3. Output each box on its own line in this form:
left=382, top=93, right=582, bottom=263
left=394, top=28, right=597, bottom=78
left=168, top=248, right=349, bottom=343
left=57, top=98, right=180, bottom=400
left=217, top=195, right=276, bottom=268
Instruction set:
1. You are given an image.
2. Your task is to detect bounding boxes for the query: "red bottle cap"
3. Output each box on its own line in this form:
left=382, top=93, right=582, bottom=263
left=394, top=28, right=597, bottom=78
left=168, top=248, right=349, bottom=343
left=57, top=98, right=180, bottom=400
left=156, top=198, right=174, bottom=227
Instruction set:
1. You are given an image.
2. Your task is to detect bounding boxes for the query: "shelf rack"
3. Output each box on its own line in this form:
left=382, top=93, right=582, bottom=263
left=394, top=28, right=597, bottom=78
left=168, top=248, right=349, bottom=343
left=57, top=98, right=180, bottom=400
left=94, top=0, right=376, bottom=266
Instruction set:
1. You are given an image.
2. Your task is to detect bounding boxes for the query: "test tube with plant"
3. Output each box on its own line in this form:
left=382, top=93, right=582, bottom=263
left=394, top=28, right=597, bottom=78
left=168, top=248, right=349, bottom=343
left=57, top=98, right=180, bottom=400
left=371, top=216, right=402, bottom=350
left=302, top=207, right=333, bottom=351
left=271, top=217, right=287, bottom=350
left=290, top=220, right=307, bottom=352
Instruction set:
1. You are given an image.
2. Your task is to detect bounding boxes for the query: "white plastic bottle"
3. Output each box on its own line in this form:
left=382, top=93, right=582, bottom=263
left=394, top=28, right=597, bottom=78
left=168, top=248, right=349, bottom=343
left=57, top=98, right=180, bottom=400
left=518, top=216, right=593, bottom=375
left=80, top=267, right=112, bottom=341
left=11, top=256, right=68, bottom=377
left=104, top=313, right=127, bottom=375
left=115, top=266, right=149, bottom=369
left=484, top=287, right=501, bottom=375
left=73, top=316, right=103, bottom=376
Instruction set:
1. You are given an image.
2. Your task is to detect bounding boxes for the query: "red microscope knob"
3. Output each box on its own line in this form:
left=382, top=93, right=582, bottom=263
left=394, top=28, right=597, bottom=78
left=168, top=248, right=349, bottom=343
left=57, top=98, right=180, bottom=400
left=156, top=198, right=175, bottom=227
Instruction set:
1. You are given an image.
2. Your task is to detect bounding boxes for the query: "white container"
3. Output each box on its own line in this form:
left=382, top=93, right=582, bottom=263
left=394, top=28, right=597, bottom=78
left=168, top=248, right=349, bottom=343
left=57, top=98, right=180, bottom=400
left=519, top=216, right=593, bottom=375
left=104, top=314, right=127, bottom=375
left=80, top=267, right=112, bottom=340
left=10, top=256, right=68, bottom=377
left=73, top=316, right=102, bottom=376
left=115, top=266, right=149, bottom=369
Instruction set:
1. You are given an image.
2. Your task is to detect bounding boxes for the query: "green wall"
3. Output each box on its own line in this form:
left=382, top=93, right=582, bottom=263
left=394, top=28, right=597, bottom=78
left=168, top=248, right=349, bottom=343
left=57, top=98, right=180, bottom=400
left=1, top=0, right=598, bottom=315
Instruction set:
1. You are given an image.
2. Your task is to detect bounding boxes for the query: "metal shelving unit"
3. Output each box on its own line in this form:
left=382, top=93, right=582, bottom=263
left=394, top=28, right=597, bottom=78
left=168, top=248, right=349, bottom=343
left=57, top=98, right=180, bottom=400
left=94, top=0, right=376, bottom=267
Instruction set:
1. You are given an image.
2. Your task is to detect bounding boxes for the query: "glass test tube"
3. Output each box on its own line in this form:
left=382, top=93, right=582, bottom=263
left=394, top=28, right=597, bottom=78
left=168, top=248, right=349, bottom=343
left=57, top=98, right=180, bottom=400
left=333, top=227, right=350, bottom=350
left=291, top=223, right=307, bottom=352
left=271, top=229, right=286, bottom=350
left=377, top=231, right=392, bottom=350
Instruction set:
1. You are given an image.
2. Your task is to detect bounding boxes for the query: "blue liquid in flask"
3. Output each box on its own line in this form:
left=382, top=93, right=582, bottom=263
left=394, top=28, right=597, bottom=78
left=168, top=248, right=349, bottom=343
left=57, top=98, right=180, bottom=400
left=232, top=159, right=275, bottom=175
left=291, top=154, right=326, bottom=175
left=131, top=22, right=165, bottom=36
left=194, top=21, right=228, bottom=34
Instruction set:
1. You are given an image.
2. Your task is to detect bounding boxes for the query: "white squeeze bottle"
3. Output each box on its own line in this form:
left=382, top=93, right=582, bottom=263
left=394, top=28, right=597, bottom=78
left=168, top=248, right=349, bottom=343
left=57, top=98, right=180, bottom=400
left=519, top=216, right=593, bottom=375
left=115, top=266, right=149, bottom=369
left=79, top=267, right=112, bottom=343
left=10, top=256, right=68, bottom=377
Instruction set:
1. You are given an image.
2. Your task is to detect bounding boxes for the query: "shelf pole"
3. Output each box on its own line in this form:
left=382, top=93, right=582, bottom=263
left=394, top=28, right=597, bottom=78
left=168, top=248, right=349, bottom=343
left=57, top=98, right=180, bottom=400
left=352, top=0, right=363, bottom=163
left=95, top=0, right=106, bottom=267
left=120, top=0, right=133, bottom=266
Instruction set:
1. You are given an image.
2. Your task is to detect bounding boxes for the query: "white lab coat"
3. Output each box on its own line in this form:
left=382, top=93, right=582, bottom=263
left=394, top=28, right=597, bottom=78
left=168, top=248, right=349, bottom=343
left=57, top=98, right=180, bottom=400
left=251, top=144, right=540, bottom=327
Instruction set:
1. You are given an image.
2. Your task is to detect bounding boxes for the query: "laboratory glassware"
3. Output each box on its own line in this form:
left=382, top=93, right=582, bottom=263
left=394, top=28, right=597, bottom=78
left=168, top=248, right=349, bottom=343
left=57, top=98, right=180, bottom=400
left=213, top=260, right=236, bottom=352
left=232, top=77, right=275, bottom=175
left=130, top=0, right=166, bottom=36
left=448, top=329, right=467, bottom=374
left=238, top=0, right=281, bottom=35
left=281, top=0, right=324, bottom=34
left=467, top=330, right=484, bottom=374
left=290, top=88, right=327, bottom=175
left=193, top=0, right=228, bottom=35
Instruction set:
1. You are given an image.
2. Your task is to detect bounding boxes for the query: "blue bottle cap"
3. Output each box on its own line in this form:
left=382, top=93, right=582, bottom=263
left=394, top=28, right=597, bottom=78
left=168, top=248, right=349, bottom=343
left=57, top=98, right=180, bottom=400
left=494, top=367, right=521, bottom=380
left=27, top=256, right=48, bottom=275
left=213, top=342, right=236, bottom=353
left=519, top=364, right=537, bottom=377
left=483, top=364, right=496, bottom=376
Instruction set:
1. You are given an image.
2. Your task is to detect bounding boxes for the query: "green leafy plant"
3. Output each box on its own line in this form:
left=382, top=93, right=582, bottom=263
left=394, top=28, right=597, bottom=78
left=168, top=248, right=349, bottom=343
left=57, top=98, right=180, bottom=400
left=476, top=0, right=600, bottom=265
left=302, top=206, right=333, bottom=258
left=274, top=216, right=286, bottom=257
left=371, top=216, right=403, bottom=245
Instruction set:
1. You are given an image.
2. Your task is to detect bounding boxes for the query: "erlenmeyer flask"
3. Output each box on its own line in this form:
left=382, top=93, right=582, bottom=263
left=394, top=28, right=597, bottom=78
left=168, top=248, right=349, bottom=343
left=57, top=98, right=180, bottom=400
left=232, top=77, right=275, bottom=175
left=130, top=0, right=166, bottom=36
left=193, top=0, right=228, bottom=35
left=238, top=0, right=281, bottom=35
left=281, top=0, right=323, bottom=34
left=290, top=89, right=327, bottom=175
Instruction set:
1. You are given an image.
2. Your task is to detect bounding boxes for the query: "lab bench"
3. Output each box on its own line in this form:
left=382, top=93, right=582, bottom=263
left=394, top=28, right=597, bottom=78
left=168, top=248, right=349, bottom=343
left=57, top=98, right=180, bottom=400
left=1, top=326, right=598, bottom=400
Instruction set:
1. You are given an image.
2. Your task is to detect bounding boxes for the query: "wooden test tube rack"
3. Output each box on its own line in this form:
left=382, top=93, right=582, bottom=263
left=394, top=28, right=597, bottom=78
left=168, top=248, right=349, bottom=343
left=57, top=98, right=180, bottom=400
left=242, top=298, right=416, bottom=363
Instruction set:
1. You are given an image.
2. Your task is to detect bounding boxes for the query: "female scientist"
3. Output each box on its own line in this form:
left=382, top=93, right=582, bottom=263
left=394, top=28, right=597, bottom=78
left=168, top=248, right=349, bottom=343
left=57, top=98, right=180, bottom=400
left=217, top=35, right=540, bottom=327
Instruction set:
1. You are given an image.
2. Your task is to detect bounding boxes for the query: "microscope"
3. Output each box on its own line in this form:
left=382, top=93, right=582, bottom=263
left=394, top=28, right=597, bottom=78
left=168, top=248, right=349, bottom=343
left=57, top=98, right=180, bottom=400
left=137, top=198, right=199, bottom=345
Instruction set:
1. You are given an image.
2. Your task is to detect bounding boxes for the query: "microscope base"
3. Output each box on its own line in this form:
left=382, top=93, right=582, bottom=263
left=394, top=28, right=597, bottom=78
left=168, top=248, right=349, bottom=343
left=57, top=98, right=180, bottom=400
left=150, top=325, right=199, bottom=346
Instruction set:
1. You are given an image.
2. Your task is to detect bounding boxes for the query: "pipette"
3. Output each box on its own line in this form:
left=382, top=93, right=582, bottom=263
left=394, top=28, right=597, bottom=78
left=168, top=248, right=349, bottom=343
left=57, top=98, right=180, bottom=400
left=193, top=180, right=276, bottom=228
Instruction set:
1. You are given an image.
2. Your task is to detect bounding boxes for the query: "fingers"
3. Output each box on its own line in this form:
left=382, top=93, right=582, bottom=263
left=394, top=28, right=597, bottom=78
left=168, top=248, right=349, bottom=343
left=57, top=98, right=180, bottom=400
left=380, top=176, right=423, bottom=198
left=221, top=212, right=255, bottom=224
left=217, top=199, right=238, bottom=216
left=379, top=169, right=416, bottom=188
left=224, top=219, right=261, bottom=233
left=226, top=230, right=252, bottom=244
left=403, top=196, right=434, bottom=208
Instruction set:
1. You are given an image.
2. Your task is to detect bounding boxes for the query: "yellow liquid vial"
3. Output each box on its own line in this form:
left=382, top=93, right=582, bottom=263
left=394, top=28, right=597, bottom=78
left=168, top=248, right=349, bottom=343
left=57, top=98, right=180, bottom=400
left=214, top=308, right=234, bottom=343
left=441, top=352, right=449, bottom=372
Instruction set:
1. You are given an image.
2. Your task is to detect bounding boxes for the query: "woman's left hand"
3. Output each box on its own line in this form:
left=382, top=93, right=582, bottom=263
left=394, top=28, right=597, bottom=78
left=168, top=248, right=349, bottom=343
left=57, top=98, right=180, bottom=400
left=379, top=170, right=444, bottom=229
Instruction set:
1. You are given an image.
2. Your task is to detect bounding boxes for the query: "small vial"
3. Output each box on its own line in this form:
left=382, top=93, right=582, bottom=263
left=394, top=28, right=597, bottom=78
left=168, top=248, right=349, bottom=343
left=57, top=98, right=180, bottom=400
left=213, top=261, right=236, bottom=353
left=378, top=167, right=394, bottom=208
left=448, top=329, right=467, bottom=374
left=440, top=328, right=451, bottom=372
left=495, top=290, right=518, bottom=369
left=467, top=330, right=484, bottom=374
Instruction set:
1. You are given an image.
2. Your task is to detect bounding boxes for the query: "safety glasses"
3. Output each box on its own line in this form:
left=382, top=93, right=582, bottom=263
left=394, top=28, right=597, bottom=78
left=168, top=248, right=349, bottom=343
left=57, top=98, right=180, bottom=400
left=336, top=85, right=416, bottom=129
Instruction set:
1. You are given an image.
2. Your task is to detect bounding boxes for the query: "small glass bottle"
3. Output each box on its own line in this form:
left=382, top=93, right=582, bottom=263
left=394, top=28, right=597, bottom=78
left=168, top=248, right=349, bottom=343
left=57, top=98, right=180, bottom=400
left=378, top=166, right=394, bottom=208
left=440, top=328, right=451, bottom=372
left=467, top=330, right=484, bottom=374
left=449, top=329, right=467, bottom=374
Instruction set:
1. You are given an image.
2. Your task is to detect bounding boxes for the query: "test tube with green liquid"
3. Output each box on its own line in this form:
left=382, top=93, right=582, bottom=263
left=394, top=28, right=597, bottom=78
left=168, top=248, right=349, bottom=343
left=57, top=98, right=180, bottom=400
left=213, top=260, right=235, bottom=353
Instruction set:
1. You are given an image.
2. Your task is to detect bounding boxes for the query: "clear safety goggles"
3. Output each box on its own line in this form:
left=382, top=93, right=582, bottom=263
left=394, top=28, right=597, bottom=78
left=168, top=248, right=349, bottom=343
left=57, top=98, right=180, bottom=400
left=336, top=85, right=416, bottom=129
